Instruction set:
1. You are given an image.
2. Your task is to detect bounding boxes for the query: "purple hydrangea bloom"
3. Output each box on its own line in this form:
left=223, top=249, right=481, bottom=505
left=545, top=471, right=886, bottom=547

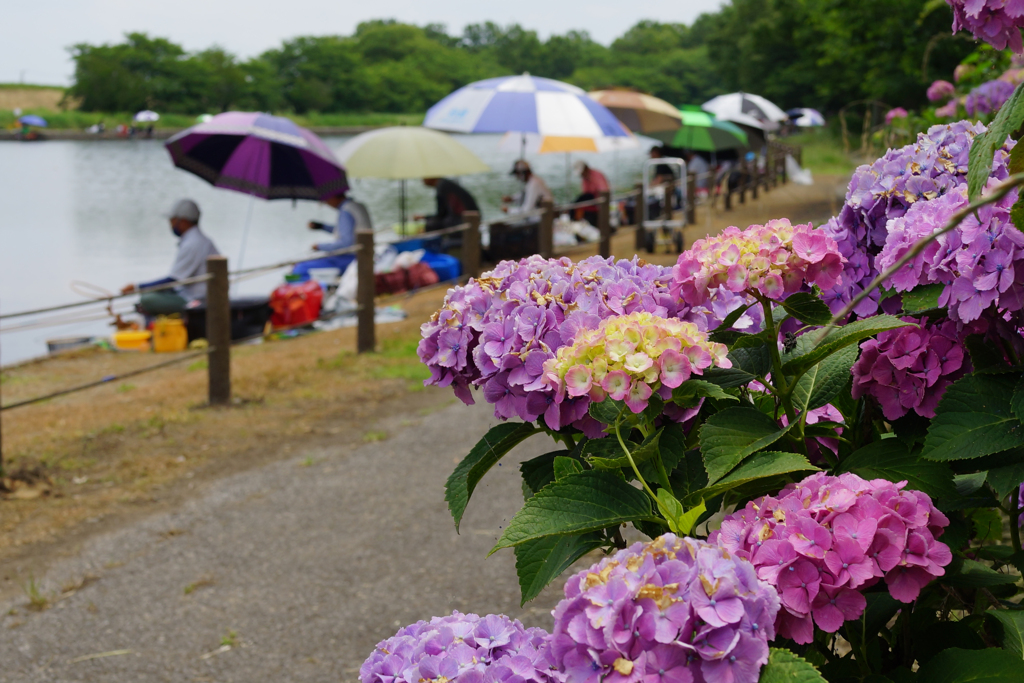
left=851, top=317, right=971, bottom=420
left=965, top=78, right=1016, bottom=117
left=710, top=472, right=952, bottom=644
left=947, top=0, right=1024, bottom=52
left=420, top=256, right=719, bottom=435
left=360, top=611, right=554, bottom=683
left=928, top=80, right=956, bottom=102
left=550, top=534, right=780, bottom=683
left=875, top=183, right=1024, bottom=325
left=821, top=121, right=1013, bottom=317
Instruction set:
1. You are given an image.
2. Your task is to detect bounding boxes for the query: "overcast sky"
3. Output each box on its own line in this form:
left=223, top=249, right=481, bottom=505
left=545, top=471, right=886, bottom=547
left=0, top=0, right=727, bottom=86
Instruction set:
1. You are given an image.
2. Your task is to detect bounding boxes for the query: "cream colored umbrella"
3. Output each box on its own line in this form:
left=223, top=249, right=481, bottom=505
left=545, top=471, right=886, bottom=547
left=588, top=90, right=682, bottom=137
left=337, top=126, right=490, bottom=232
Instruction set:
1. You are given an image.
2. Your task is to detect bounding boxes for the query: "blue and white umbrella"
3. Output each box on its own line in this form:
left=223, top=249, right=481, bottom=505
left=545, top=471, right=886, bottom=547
left=424, top=73, right=630, bottom=153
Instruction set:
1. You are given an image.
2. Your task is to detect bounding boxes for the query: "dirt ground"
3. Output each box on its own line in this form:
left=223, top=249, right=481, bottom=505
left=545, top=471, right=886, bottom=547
left=0, top=174, right=845, bottom=605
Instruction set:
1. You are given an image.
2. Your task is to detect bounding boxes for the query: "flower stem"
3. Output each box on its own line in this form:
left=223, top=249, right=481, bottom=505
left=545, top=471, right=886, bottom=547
left=615, top=419, right=658, bottom=501
left=755, top=294, right=798, bottom=426
left=1010, top=491, right=1022, bottom=554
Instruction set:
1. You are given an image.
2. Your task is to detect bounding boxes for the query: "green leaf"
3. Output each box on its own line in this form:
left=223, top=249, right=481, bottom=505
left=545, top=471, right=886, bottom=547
left=837, top=440, right=956, bottom=499
left=553, top=456, right=584, bottom=481
left=513, top=533, right=603, bottom=605
left=943, top=558, right=1020, bottom=588
left=697, top=450, right=818, bottom=500
left=669, top=449, right=709, bottom=499
left=916, top=647, right=1024, bottom=683
left=491, top=470, right=654, bottom=552
left=675, top=498, right=706, bottom=535
left=1012, top=195, right=1024, bottom=232
left=588, top=399, right=625, bottom=425
left=446, top=423, right=537, bottom=531
left=966, top=335, right=1015, bottom=374
left=587, top=429, right=662, bottom=471
left=791, top=343, right=859, bottom=413
left=780, top=292, right=833, bottom=326
left=656, top=488, right=685, bottom=532
left=719, top=301, right=756, bottom=331
left=967, top=80, right=1024, bottom=200
left=781, top=315, right=912, bottom=378
left=902, top=283, right=945, bottom=314
left=758, top=648, right=827, bottom=683
left=922, top=374, right=1024, bottom=461
left=672, top=379, right=737, bottom=408
left=987, top=456, right=1024, bottom=500
left=699, top=407, right=793, bottom=484
left=987, top=610, right=1024, bottom=658
left=1013, top=376, right=1024, bottom=424
left=520, top=450, right=568, bottom=498
left=703, top=345, right=771, bottom=389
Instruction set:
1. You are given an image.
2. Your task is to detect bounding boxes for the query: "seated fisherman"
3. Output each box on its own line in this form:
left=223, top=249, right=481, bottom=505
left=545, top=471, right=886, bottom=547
left=415, top=177, right=480, bottom=232
left=294, top=189, right=372, bottom=278
left=120, top=199, right=220, bottom=315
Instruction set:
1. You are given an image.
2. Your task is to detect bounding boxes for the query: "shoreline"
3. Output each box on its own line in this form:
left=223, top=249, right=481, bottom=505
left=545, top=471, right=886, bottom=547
left=0, top=125, right=383, bottom=142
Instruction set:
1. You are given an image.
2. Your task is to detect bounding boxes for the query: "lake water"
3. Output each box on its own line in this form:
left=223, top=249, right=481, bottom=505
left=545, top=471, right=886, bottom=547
left=0, top=134, right=654, bottom=365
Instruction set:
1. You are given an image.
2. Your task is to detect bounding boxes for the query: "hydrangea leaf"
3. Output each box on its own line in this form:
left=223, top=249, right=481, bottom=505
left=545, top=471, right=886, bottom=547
left=781, top=315, right=911, bottom=379
left=986, top=610, right=1024, bottom=658
left=703, top=345, right=771, bottom=388
left=695, top=450, right=817, bottom=501
left=943, top=557, right=1020, bottom=588
left=916, top=646, right=1024, bottom=683
left=780, top=292, right=833, bottom=326
left=446, top=422, right=537, bottom=532
left=586, top=429, right=661, bottom=471
left=667, top=451, right=709, bottom=500
left=791, top=343, right=859, bottom=413
left=922, top=374, right=1024, bottom=461
left=553, top=456, right=584, bottom=481
left=671, top=379, right=737, bottom=408
left=520, top=450, right=570, bottom=499
left=1013, top=375, right=1024, bottom=424
left=513, top=532, right=603, bottom=605
left=699, top=407, right=793, bottom=484
left=588, top=398, right=625, bottom=425
left=968, top=80, right=1024, bottom=201
left=838, top=439, right=956, bottom=499
left=986, top=456, right=1024, bottom=500
left=490, top=470, right=654, bottom=552
left=966, top=335, right=1017, bottom=375
left=581, top=438, right=635, bottom=467
left=758, top=648, right=827, bottom=683
left=901, top=283, right=945, bottom=314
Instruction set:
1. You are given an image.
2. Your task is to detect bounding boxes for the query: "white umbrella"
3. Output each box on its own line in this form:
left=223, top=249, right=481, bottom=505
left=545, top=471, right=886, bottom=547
left=702, top=93, right=787, bottom=131
left=337, top=126, right=490, bottom=232
left=134, top=110, right=160, bottom=123
left=787, top=108, right=826, bottom=127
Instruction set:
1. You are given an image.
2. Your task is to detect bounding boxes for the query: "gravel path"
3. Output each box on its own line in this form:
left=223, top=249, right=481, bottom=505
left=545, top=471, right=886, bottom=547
left=0, top=400, right=566, bottom=682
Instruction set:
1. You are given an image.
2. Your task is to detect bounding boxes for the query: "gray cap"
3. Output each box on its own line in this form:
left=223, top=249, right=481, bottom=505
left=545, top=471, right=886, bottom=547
left=166, top=198, right=200, bottom=222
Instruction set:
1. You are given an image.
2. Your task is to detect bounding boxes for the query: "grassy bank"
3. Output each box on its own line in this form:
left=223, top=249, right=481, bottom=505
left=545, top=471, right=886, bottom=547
left=1, top=107, right=424, bottom=131
left=784, top=129, right=859, bottom=176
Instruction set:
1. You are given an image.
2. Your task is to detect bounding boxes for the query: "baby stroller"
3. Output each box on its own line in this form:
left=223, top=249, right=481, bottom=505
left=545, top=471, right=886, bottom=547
left=640, top=157, right=688, bottom=254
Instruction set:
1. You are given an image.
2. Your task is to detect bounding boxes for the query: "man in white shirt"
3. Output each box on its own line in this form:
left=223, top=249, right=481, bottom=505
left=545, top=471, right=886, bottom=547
left=294, top=190, right=372, bottom=278
left=502, top=160, right=552, bottom=215
left=121, top=198, right=220, bottom=315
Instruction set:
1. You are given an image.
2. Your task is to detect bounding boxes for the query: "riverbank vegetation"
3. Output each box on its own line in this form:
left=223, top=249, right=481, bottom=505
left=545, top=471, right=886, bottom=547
left=59, top=2, right=968, bottom=117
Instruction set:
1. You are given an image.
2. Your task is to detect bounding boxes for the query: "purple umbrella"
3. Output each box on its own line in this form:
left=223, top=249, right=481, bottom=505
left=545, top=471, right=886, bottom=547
left=165, top=111, right=347, bottom=200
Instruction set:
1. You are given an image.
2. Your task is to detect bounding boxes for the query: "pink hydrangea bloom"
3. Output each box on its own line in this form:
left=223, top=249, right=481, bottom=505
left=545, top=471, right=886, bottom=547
left=928, top=80, right=956, bottom=102
left=885, top=108, right=909, bottom=125
left=550, top=534, right=780, bottom=683
left=947, top=0, right=1024, bottom=52
left=851, top=317, right=971, bottom=420
left=935, top=99, right=960, bottom=117
left=671, top=219, right=844, bottom=306
left=710, top=472, right=952, bottom=644
left=542, top=311, right=730, bottom=415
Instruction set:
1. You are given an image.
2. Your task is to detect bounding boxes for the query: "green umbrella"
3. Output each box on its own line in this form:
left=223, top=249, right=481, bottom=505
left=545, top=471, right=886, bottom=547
left=654, top=109, right=748, bottom=151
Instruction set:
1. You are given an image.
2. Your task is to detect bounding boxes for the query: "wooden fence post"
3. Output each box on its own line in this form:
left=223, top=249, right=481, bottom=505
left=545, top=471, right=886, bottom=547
left=463, top=211, right=481, bottom=279
left=356, top=229, right=376, bottom=353
left=738, top=161, right=747, bottom=205
left=685, top=173, right=696, bottom=225
left=597, top=191, right=612, bottom=258
left=634, top=182, right=646, bottom=251
left=206, top=256, right=231, bottom=406
left=538, top=199, right=555, bottom=258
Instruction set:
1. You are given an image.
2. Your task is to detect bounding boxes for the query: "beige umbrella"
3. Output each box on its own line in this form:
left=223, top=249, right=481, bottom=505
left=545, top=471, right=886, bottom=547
left=588, top=90, right=682, bottom=137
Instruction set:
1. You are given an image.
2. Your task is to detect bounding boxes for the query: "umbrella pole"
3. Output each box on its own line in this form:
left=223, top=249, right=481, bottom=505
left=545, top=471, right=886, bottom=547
left=520, top=133, right=526, bottom=160
left=400, top=179, right=406, bottom=237
left=565, top=152, right=571, bottom=205
left=237, top=192, right=256, bottom=272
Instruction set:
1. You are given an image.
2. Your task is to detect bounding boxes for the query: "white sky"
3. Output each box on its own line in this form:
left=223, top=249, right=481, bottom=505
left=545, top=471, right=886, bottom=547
left=0, top=0, right=727, bottom=86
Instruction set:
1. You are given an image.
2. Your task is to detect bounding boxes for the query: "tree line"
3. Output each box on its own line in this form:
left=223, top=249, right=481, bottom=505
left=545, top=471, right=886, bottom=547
left=66, top=1, right=973, bottom=116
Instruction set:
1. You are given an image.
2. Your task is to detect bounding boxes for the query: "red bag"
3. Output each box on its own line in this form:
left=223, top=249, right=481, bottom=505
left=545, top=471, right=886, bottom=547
left=375, top=270, right=408, bottom=295
left=269, top=281, right=323, bottom=327
left=406, top=262, right=439, bottom=289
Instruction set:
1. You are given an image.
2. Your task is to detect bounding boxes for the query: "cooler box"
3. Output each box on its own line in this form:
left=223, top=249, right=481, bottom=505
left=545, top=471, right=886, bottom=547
left=421, top=252, right=461, bottom=281
left=185, top=296, right=272, bottom=342
left=269, top=281, right=323, bottom=328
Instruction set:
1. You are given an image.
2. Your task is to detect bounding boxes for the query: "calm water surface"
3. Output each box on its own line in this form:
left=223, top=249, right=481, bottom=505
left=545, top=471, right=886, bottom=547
left=0, top=135, right=654, bottom=365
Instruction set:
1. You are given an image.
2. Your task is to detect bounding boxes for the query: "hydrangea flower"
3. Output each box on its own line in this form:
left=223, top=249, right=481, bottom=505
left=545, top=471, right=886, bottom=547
left=542, top=312, right=730, bottom=415
left=875, top=183, right=1024, bottom=324
left=935, top=99, right=960, bottom=118
left=671, top=219, right=844, bottom=306
left=419, top=256, right=690, bottom=434
left=947, top=0, right=1024, bottom=52
left=549, top=534, right=781, bottom=683
left=360, top=611, right=553, bottom=683
left=928, top=80, right=956, bottom=102
left=851, top=317, right=971, bottom=420
left=821, top=121, right=1013, bottom=316
left=710, top=472, right=952, bottom=644
left=885, top=108, right=909, bottom=125
left=965, top=78, right=1016, bottom=116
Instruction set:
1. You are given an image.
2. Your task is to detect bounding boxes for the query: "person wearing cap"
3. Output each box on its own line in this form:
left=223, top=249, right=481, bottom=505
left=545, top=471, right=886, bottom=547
left=120, top=199, right=220, bottom=315
left=501, top=160, right=552, bottom=215
left=293, top=189, right=372, bottom=278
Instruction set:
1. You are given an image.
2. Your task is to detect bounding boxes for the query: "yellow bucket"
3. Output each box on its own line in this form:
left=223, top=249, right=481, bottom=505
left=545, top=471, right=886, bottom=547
left=152, top=316, right=188, bottom=353
left=113, top=330, right=152, bottom=351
